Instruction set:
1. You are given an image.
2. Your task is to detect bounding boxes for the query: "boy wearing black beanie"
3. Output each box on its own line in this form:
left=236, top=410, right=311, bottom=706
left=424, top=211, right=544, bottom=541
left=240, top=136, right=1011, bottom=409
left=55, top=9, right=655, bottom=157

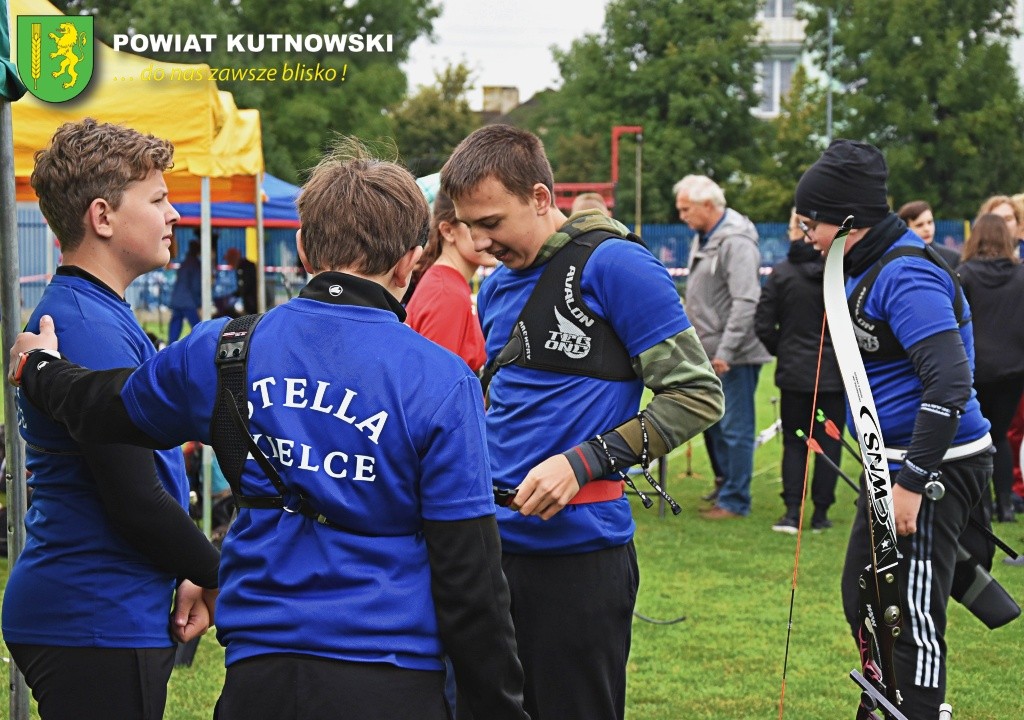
left=795, top=140, right=994, bottom=719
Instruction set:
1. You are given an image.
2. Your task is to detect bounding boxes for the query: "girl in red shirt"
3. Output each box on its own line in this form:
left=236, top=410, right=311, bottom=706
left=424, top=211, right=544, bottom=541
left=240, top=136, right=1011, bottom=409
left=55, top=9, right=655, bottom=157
left=406, top=190, right=496, bottom=371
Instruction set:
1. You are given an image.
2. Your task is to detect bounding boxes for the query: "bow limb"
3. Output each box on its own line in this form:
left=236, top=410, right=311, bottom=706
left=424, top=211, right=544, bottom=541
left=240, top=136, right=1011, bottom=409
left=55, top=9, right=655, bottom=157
left=822, top=218, right=906, bottom=720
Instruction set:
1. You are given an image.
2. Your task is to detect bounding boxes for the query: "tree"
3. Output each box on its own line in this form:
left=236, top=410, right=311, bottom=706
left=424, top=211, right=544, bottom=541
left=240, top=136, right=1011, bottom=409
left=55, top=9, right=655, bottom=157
left=520, top=0, right=765, bottom=223
left=500, top=90, right=610, bottom=186
left=53, top=0, right=440, bottom=183
left=52, top=0, right=233, bottom=49
left=737, top=66, right=830, bottom=221
left=802, top=0, right=1024, bottom=218
left=391, top=63, right=479, bottom=177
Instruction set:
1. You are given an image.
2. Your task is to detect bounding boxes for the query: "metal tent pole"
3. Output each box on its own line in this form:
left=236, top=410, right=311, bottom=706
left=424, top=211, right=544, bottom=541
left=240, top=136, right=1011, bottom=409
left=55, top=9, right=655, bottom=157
left=1, top=98, right=31, bottom=720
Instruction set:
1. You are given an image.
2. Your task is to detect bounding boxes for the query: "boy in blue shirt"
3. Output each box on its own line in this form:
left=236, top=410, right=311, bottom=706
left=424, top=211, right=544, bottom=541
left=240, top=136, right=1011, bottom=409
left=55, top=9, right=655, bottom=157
left=441, top=125, right=723, bottom=720
left=4, top=118, right=218, bottom=720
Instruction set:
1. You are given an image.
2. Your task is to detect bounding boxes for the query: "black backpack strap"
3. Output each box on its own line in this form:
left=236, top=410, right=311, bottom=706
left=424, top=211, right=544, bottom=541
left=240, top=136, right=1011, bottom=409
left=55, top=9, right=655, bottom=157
left=479, top=326, right=528, bottom=396
left=850, top=245, right=966, bottom=326
left=211, top=314, right=270, bottom=499
left=919, top=244, right=966, bottom=326
left=209, top=314, right=375, bottom=532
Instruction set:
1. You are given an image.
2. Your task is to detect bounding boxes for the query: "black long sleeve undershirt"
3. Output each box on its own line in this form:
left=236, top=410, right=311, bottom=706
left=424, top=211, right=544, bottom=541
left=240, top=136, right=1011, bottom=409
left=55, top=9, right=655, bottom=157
left=83, top=442, right=220, bottom=588
left=20, top=357, right=219, bottom=587
left=894, top=330, right=973, bottom=492
left=907, top=330, right=973, bottom=411
left=20, top=360, right=158, bottom=448
left=423, top=516, right=529, bottom=720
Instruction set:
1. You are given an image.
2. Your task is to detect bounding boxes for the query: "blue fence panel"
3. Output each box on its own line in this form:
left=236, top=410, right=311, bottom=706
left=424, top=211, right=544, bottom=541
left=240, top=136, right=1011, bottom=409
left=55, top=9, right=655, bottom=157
left=265, top=228, right=306, bottom=300
left=132, top=228, right=307, bottom=310
left=12, top=212, right=973, bottom=314
left=638, top=222, right=791, bottom=273
left=636, top=223, right=694, bottom=270
left=757, top=223, right=792, bottom=269
left=935, top=220, right=966, bottom=254
left=638, top=221, right=796, bottom=293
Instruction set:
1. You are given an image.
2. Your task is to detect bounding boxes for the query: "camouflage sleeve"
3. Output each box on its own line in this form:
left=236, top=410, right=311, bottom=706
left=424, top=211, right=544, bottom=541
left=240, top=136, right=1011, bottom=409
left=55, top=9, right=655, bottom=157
left=619, top=327, right=724, bottom=456
left=562, top=327, right=724, bottom=483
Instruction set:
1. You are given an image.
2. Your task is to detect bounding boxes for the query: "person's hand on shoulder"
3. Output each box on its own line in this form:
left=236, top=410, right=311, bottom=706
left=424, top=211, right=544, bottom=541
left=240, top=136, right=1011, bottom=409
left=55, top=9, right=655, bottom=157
left=8, top=315, right=60, bottom=387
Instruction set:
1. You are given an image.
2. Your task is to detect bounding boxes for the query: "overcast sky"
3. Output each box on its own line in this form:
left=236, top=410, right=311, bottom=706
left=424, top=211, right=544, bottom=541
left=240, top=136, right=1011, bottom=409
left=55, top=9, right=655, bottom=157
left=402, top=0, right=609, bottom=109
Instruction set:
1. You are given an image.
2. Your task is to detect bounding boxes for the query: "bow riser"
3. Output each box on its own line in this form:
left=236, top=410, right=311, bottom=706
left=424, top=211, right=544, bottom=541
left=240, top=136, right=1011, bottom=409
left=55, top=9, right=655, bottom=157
left=855, top=405, right=900, bottom=571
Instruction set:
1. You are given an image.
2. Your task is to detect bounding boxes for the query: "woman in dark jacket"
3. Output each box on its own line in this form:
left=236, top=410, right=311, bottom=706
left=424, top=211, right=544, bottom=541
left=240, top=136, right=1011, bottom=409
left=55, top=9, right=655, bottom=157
left=958, top=213, right=1024, bottom=522
left=755, top=212, right=845, bottom=532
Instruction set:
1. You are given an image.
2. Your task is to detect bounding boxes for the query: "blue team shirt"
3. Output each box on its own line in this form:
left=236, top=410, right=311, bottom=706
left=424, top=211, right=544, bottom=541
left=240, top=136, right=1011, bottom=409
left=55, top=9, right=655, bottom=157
left=118, top=285, right=494, bottom=669
left=478, top=238, right=690, bottom=554
left=846, top=232, right=990, bottom=459
left=3, top=273, right=188, bottom=648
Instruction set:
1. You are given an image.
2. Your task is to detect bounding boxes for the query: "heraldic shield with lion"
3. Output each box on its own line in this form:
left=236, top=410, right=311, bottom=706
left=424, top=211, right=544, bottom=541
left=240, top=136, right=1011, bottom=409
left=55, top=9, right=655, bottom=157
left=17, top=14, right=94, bottom=102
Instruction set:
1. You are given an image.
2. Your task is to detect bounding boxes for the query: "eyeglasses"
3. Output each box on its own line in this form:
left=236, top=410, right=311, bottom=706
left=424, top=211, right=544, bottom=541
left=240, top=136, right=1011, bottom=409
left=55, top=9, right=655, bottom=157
left=797, top=220, right=817, bottom=244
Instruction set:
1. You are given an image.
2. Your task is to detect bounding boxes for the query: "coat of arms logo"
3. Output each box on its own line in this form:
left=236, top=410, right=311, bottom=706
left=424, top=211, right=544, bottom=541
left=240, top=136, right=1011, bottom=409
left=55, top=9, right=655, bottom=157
left=17, top=15, right=95, bottom=102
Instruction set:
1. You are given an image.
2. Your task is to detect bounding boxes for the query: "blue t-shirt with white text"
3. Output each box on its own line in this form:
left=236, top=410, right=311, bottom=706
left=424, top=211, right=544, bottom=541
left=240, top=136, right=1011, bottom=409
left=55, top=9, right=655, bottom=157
left=119, top=294, right=493, bottom=668
left=845, top=232, right=990, bottom=460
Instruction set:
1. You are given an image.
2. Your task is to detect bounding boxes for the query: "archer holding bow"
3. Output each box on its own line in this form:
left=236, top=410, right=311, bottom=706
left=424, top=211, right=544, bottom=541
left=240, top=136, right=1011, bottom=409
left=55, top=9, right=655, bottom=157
left=794, top=140, right=995, bottom=719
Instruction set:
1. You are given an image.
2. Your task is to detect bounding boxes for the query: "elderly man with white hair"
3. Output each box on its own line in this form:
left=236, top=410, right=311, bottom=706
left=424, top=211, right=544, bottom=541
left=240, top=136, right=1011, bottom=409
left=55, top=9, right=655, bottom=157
left=675, top=175, right=771, bottom=519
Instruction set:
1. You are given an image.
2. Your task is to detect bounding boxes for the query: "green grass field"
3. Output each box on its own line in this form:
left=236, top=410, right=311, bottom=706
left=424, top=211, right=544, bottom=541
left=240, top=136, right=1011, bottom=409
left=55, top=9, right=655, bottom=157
left=2, top=366, right=1023, bottom=719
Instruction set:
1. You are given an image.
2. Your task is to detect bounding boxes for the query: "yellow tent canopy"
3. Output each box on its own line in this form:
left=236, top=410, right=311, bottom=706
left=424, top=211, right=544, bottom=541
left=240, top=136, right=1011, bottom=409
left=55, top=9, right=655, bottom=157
left=11, top=0, right=263, bottom=202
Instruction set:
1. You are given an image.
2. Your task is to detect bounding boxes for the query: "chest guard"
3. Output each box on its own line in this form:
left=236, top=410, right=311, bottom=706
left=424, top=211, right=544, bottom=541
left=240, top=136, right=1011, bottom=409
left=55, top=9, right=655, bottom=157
left=483, top=229, right=642, bottom=392
left=848, top=244, right=967, bottom=362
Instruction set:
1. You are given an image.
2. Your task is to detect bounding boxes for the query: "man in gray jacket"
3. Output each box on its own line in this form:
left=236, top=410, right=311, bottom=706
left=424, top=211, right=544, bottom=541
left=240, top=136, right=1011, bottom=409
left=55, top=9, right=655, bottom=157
left=675, top=175, right=772, bottom=518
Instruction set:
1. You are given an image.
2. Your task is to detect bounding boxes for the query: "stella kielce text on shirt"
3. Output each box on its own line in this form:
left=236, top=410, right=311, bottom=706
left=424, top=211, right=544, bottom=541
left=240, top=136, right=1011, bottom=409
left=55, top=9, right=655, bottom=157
left=245, top=374, right=388, bottom=481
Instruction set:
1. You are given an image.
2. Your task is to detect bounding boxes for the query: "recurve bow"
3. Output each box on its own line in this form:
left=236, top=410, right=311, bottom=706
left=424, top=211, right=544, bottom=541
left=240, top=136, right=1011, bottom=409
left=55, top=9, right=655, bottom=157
left=822, top=216, right=906, bottom=720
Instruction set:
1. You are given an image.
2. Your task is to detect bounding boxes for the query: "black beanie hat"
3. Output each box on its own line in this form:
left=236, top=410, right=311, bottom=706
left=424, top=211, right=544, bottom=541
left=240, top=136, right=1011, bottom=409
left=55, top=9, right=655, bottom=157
left=794, top=139, right=890, bottom=228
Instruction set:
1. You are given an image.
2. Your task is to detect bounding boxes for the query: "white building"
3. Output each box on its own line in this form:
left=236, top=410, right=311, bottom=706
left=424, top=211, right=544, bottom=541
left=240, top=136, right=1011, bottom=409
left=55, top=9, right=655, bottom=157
left=755, top=0, right=805, bottom=117
left=755, top=0, right=1024, bottom=118
left=1013, top=0, right=1024, bottom=77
